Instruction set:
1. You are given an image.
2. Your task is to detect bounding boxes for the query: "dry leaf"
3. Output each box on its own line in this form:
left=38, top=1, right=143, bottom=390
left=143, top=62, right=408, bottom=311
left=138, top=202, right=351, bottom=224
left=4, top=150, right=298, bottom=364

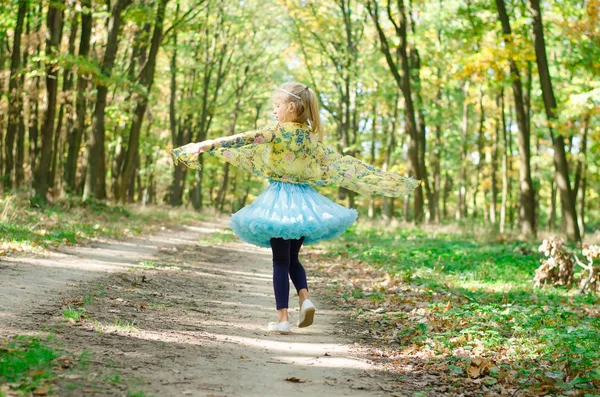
left=285, top=377, right=306, bottom=383
left=33, top=385, right=50, bottom=395
left=467, top=365, right=480, bottom=378
left=29, top=369, right=45, bottom=377
left=471, top=357, right=483, bottom=366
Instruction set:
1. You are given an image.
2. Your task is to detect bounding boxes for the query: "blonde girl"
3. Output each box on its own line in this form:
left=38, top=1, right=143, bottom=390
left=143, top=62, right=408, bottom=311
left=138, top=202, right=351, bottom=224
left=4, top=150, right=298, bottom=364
left=171, top=82, right=419, bottom=334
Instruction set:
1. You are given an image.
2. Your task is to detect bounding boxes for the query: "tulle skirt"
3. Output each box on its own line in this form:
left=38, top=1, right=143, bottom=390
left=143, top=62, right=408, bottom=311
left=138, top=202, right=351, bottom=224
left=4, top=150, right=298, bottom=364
left=230, top=181, right=358, bottom=247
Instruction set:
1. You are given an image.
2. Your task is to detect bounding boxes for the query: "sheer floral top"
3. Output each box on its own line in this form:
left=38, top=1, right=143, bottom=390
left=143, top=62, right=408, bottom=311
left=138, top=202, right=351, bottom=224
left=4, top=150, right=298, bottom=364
left=170, top=122, right=420, bottom=197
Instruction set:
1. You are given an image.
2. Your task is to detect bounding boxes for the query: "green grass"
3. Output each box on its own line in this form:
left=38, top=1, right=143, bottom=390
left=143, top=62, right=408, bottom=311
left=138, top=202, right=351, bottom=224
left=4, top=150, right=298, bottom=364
left=0, top=195, right=206, bottom=254
left=113, top=317, right=137, bottom=332
left=200, top=228, right=238, bottom=244
left=0, top=336, right=59, bottom=394
left=320, top=224, right=600, bottom=394
left=139, top=260, right=179, bottom=269
left=63, top=306, right=88, bottom=322
left=127, top=390, right=148, bottom=397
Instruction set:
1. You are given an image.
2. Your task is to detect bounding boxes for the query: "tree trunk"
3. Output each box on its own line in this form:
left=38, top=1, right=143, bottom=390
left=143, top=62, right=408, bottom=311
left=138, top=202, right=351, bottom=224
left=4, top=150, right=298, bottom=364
left=407, top=4, right=433, bottom=223
left=495, top=0, right=536, bottom=237
left=367, top=0, right=423, bottom=222
left=529, top=0, right=580, bottom=242
left=507, top=105, right=515, bottom=227
left=457, top=81, right=469, bottom=220
left=35, top=0, right=64, bottom=201
left=382, top=100, right=398, bottom=220
left=118, top=0, right=169, bottom=201
left=83, top=0, right=132, bottom=201
left=432, top=86, right=443, bottom=223
left=490, top=95, right=499, bottom=225
left=500, top=89, right=508, bottom=233
left=65, top=0, right=93, bottom=193
left=548, top=175, right=557, bottom=231
left=0, top=35, right=5, bottom=186
left=228, top=172, right=238, bottom=213
left=443, top=171, right=451, bottom=220
left=473, top=86, right=485, bottom=219
left=169, top=2, right=187, bottom=207
left=51, top=7, right=78, bottom=192
left=15, top=16, right=29, bottom=188
left=576, top=116, right=589, bottom=237
left=368, top=104, right=377, bottom=219
left=3, top=0, right=27, bottom=191
left=27, top=2, right=44, bottom=178
left=217, top=163, right=230, bottom=211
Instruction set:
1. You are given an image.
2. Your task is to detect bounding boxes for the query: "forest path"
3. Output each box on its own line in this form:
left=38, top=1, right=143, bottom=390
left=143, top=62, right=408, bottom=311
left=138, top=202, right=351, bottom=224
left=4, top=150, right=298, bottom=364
left=0, top=219, right=402, bottom=397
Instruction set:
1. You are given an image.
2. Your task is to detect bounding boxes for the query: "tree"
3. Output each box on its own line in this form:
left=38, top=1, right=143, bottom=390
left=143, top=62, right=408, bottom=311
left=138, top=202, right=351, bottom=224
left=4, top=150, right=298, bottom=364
left=117, top=0, right=170, bottom=202
left=35, top=0, right=65, bottom=201
left=83, top=0, right=132, bottom=201
left=64, top=0, right=93, bottom=193
left=529, top=0, right=580, bottom=242
left=495, top=0, right=536, bottom=237
left=3, top=0, right=27, bottom=191
left=366, top=0, right=424, bottom=222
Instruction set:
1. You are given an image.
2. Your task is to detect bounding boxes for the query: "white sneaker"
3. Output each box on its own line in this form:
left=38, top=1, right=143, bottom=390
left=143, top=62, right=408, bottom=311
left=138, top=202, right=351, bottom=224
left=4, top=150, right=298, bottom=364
left=298, top=299, right=316, bottom=328
left=267, top=321, right=291, bottom=334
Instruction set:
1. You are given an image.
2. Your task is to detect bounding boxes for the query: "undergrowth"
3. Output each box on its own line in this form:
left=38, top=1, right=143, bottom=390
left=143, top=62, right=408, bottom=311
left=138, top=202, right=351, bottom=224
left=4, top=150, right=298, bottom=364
left=315, top=223, right=600, bottom=396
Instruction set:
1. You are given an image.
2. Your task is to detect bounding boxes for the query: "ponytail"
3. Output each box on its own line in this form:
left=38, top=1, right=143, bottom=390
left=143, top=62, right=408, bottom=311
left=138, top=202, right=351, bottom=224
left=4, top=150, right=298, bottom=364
left=305, top=88, right=323, bottom=141
left=276, top=82, right=323, bottom=141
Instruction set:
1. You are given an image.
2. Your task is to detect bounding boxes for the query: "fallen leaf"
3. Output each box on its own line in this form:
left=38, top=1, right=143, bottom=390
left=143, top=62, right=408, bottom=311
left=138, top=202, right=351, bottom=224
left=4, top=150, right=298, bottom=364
left=471, top=357, right=483, bottom=366
left=29, top=369, right=46, bottom=377
left=33, top=385, right=50, bottom=395
left=467, top=365, right=480, bottom=379
left=285, top=377, right=306, bottom=383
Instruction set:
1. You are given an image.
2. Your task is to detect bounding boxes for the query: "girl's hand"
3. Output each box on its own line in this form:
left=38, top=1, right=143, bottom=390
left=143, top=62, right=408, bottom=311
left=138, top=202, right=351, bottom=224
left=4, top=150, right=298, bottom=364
left=190, top=139, right=215, bottom=154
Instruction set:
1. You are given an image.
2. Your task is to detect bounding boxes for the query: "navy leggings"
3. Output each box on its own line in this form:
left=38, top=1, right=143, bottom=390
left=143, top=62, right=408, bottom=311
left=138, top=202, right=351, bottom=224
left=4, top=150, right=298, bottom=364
left=269, top=237, right=308, bottom=310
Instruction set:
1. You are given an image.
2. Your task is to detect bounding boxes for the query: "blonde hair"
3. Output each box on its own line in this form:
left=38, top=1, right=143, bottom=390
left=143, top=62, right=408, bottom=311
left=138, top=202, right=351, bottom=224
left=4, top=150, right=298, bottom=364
left=273, top=82, right=323, bottom=141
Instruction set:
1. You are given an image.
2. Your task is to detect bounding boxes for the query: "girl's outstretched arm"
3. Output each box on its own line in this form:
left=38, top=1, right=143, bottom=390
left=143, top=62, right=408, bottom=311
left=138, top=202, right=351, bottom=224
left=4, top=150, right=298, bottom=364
left=170, top=125, right=277, bottom=169
left=202, top=125, right=277, bottom=152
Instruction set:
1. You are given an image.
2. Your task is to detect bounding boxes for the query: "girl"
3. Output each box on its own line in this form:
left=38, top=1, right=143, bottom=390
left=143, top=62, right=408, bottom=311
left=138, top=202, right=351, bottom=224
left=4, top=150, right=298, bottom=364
left=171, top=82, right=420, bottom=334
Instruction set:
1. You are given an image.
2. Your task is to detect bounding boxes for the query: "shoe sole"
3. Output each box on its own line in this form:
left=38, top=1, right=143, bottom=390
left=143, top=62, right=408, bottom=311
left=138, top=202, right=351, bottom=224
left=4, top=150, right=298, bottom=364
left=268, top=329, right=290, bottom=335
left=298, top=307, right=315, bottom=328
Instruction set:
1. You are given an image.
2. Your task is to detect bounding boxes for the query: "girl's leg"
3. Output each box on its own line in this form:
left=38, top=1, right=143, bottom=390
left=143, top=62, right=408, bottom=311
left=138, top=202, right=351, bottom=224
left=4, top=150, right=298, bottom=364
left=269, top=237, right=291, bottom=322
left=289, top=237, right=309, bottom=306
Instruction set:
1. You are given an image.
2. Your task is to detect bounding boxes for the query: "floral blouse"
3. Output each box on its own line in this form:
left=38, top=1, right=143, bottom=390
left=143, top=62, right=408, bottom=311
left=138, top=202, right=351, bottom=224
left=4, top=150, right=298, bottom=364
left=170, top=122, right=420, bottom=197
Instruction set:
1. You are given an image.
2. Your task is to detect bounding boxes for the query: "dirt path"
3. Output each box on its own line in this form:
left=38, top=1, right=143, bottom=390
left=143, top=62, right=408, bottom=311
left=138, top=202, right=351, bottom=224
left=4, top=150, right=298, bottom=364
left=0, top=220, right=402, bottom=397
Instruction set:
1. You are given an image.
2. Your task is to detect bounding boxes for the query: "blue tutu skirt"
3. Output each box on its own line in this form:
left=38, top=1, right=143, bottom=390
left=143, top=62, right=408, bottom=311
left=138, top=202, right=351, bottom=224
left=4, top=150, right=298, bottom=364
left=230, top=181, right=358, bottom=247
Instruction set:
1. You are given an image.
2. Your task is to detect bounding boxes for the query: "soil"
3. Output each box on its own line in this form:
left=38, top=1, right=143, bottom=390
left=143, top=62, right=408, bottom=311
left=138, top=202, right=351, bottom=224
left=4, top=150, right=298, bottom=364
left=0, top=219, right=417, bottom=397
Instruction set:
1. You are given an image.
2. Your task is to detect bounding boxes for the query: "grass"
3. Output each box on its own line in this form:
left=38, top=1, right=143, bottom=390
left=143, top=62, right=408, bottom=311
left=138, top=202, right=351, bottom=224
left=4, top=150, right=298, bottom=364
left=63, top=306, right=88, bottom=322
left=200, top=228, right=238, bottom=244
left=0, top=195, right=206, bottom=254
left=113, top=317, right=137, bottom=332
left=0, top=336, right=60, bottom=394
left=139, top=260, right=179, bottom=269
left=317, top=223, right=600, bottom=395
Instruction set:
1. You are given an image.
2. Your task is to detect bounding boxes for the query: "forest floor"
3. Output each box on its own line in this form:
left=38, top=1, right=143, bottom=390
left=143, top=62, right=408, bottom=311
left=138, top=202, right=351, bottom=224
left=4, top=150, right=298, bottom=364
left=0, top=218, right=442, bottom=397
